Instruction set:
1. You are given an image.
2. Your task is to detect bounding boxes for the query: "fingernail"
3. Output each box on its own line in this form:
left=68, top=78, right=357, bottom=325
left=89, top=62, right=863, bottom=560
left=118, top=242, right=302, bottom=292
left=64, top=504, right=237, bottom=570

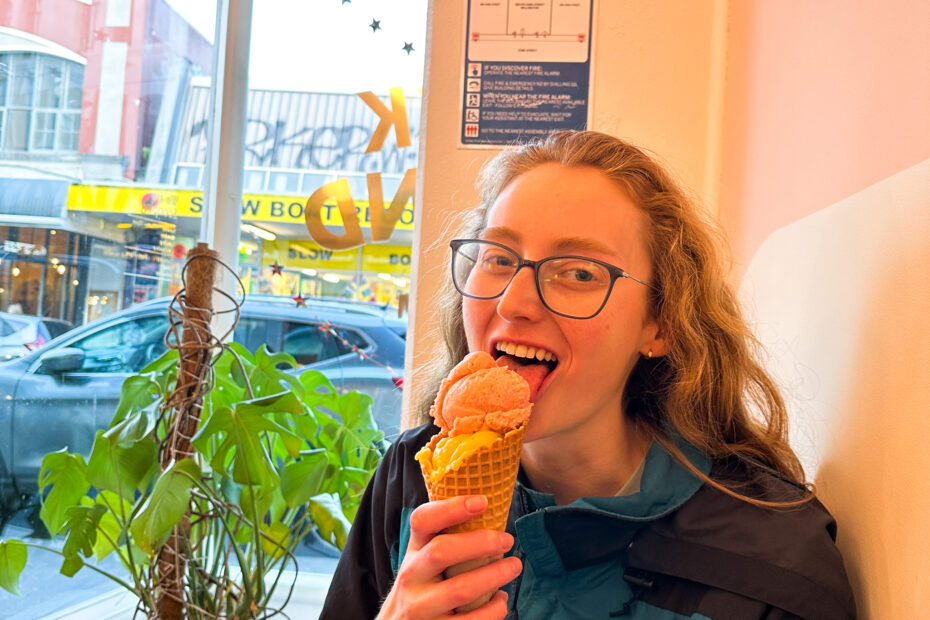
left=465, top=495, right=487, bottom=513
left=499, top=533, right=514, bottom=550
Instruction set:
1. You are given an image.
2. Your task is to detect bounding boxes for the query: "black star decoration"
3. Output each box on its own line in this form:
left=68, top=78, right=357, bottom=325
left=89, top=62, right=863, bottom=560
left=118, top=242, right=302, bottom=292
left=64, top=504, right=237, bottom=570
left=292, top=294, right=308, bottom=308
left=370, top=19, right=381, bottom=32
left=402, top=42, right=414, bottom=54
left=270, top=261, right=284, bottom=276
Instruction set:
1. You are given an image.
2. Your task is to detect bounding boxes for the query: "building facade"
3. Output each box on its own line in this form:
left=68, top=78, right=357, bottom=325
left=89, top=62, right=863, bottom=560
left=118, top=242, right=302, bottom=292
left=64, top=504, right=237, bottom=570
left=0, top=0, right=418, bottom=325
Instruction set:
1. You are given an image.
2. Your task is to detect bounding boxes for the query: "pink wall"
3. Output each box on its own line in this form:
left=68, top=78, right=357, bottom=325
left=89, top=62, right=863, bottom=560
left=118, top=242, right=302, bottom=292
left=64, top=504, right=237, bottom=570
left=720, top=0, right=930, bottom=269
left=0, top=0, right=91, bottom=50
left=722, top=2, right=930, bottom=615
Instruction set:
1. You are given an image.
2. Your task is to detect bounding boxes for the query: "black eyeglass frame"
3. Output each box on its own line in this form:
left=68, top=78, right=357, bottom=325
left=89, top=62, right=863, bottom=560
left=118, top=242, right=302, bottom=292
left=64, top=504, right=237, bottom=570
left=449, top=238, right=655, bottom=320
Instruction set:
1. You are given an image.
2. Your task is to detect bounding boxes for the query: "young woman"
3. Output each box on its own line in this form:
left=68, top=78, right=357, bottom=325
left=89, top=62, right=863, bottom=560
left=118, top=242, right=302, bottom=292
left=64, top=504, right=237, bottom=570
left=321, top=131, right=855, bottom=619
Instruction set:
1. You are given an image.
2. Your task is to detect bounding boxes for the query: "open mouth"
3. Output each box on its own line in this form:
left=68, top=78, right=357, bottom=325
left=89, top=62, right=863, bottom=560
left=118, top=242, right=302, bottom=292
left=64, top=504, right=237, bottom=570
left=493, top=341, right=558, bottom=401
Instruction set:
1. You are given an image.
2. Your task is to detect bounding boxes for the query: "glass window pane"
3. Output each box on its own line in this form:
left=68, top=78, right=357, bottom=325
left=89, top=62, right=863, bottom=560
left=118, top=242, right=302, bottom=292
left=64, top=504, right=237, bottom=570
left=174, top=164, right=203, bottom=186
left=56, top=113, right=80, bottom=150
left=37, top=55, right=64, bottom=108
left=0, top=53, right=8, bottom=106
left=10, top=52, right=35, bottom=106
left=66, top=62, right=84, bottom=109
left=32, top=111, right=56, bottom=149
left=1, top=0, right=425, bottom=614
left=4, top=109, right=29, bottom=150
left=70, top=316, right=167, bottom=373
left=269, top=170, right=299, bottom=193
left=243, top=168, right=267, bottom=191
left=300, top=171, right=330, bottom=193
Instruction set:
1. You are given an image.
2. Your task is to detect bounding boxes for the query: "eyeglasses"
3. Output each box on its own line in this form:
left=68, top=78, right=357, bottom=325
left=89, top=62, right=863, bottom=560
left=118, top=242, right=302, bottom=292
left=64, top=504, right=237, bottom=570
left=450, top=239, right=654, bottom=320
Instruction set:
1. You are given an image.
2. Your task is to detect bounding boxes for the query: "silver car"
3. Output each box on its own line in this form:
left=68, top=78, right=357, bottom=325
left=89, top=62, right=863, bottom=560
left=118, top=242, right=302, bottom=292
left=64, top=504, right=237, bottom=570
left=0, top=312, right=74, bottom=362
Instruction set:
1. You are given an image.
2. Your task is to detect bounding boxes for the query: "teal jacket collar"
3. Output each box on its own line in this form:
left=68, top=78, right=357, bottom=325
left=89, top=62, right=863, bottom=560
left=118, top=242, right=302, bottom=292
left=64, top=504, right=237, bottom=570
left=513, top=439, right=711, bottom=576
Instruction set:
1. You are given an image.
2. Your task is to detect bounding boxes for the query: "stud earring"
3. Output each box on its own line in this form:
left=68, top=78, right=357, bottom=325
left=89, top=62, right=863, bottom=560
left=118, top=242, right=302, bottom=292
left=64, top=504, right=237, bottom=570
left=646, top=350, right=653, bottom=358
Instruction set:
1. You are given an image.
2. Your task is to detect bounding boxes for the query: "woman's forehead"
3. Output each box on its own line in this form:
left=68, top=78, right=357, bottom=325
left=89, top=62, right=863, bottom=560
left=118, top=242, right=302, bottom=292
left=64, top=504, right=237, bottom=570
left=483, top=164, right=649, bottom=258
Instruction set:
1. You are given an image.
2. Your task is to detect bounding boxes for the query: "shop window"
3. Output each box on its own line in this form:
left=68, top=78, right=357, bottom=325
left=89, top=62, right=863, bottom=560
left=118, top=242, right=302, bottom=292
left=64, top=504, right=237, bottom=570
left=300, top=172, right=330, bottom=193
left=3, top=109, right=29, bottom=150
left=174, top=164, right=203, bottom=186
left=0, top=52, right=84, bottom=153
left=269, top=170, right=299, bottom=193
left=243, top=168, right=267, bottom=191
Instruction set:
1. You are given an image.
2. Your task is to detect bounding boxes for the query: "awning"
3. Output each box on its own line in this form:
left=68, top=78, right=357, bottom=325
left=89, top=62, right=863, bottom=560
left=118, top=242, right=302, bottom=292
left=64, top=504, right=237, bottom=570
left=0, top=177, right=70, bottom=218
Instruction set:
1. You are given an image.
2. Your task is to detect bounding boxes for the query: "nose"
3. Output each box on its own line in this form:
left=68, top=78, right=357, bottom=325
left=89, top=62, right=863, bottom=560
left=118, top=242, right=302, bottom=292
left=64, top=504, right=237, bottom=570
left=496, top=264, right=546, bottom=322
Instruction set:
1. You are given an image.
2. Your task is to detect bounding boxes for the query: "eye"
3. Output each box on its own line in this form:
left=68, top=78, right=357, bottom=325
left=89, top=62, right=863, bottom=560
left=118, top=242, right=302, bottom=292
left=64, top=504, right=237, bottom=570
left=544, top=259, right=609, bottom=289
left=478, top=248, right=517, bottom=273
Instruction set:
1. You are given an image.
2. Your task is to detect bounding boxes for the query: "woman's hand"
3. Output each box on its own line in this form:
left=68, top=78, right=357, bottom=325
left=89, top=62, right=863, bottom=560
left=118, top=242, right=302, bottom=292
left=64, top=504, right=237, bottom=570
left=377, top=495, right=523, bottom=619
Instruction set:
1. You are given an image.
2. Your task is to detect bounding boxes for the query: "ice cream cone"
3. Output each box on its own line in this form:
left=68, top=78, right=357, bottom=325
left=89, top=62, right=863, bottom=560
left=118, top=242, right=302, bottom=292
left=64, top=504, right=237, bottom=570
left=419, top=425, right=526, bottom=613
left=420, top=424, right=526, bottom=534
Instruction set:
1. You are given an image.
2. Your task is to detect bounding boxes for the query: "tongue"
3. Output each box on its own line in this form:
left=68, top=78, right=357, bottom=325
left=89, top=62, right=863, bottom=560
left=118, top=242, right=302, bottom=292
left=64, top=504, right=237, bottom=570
left=496, top=355, right=550, bottom=401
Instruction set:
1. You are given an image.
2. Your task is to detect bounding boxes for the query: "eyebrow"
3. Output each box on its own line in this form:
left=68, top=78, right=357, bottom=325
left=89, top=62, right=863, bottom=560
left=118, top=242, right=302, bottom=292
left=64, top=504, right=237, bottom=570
left=482, top=226, right=619, bottom=258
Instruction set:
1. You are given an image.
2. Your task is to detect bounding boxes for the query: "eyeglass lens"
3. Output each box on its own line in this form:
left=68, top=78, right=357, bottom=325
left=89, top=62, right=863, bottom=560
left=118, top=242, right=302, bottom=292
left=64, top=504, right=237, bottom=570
left=453, top=240, right=613, bottom=318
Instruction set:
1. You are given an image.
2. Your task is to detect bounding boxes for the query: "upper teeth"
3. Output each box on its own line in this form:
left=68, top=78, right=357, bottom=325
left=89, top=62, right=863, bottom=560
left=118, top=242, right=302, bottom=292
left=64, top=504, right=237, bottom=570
left=497, top=341, right=556, bottom=362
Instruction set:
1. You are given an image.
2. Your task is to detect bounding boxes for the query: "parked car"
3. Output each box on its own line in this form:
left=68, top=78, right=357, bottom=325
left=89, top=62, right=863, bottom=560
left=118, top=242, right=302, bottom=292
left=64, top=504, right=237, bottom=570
left=0, top=295, right=405, bottom=518
left=0, top=312, right=74, bottom=362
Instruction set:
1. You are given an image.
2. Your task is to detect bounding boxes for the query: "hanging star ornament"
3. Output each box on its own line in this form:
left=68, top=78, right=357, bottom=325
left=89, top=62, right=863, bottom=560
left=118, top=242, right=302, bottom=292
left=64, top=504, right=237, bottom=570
left=370, top=19, right=381, bottom=32
left=402, top=42, right=415, bottom=54
left=270, top=261, right=284, bottom=276
left=292, top=294, right=308, bottom=308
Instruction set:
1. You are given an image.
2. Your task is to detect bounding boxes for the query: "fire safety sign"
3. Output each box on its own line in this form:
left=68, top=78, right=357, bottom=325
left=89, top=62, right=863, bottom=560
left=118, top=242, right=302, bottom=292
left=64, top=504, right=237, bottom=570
left=459, top=0, right=594, bottom=148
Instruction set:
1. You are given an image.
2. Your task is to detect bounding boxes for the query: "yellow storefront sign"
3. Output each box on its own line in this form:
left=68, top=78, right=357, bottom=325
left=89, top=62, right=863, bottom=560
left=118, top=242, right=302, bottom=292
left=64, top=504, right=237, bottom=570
left=259, top=240, right=411, bottom=275
left=66, top=184, right=415, bottom=230
left=361, top=244, right=412, bottom=275
left=262, top=240, right=359, bottom=271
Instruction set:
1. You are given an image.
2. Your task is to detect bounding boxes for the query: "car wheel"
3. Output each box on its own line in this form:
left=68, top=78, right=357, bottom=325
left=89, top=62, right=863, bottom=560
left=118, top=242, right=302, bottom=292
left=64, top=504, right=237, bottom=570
left=0, top=454, right=22, bottom=530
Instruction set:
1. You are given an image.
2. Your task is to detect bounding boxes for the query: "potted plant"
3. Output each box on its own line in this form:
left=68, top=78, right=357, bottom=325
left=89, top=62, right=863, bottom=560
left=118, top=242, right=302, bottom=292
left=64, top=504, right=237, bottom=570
left=0, top=248, right=385, bottom=618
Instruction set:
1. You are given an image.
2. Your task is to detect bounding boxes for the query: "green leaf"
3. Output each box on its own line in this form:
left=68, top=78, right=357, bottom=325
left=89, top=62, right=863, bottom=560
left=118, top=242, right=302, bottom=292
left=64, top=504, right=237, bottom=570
left=130, top=458, right=200, bottom=554
left=86, top=431, right=158, bottom=497
left=59, top=503, right=106, bottom=576
left=105, top=402, right=160, bottom=447
left=337, top=391, right=376, bottom=432
left=139, top=348, right=178, bottom=375
left=259, top=522, right=291, bottom=559
left=111, top=374, right=162, bottom=425
left=308, top=493, right=352, bottom=550
left=280, top=450, right=330, bottom=508
left=60, top=554, right=83, bottom=577
left=92, top=509, right=124, bottom=561
left=0, top=540, right=27, bottom=595
left=246, top=347, right=293, bottom=397
left=244, top=389, right=306, bottom=413
left=38, top=450, right=90, bottom=535
left=91, top=491, right=135, bottom=561
left=192, top=404, right=298, bottom=488
left=239, top=485, right=274, bottom=523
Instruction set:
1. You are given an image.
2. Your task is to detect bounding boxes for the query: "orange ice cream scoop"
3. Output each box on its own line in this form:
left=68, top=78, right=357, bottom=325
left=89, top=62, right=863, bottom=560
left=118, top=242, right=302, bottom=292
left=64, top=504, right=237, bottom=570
left=429, top=351, right=532, bottom=436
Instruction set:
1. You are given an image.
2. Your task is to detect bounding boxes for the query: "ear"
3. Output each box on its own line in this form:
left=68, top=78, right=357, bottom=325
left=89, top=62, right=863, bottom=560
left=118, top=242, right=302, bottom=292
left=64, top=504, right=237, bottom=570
left=640, top=320, right=670, bottom=358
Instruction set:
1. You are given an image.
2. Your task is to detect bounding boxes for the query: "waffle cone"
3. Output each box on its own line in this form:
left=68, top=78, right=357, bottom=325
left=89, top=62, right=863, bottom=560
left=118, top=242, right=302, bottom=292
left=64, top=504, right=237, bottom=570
left=420, top=424, right=526, bottom=533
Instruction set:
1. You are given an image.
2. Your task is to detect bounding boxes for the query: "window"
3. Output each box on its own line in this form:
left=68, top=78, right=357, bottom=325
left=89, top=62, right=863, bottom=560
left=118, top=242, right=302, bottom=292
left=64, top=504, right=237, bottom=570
left=0, top=1, right=423, bottom=615
left=269, top=170, right=300, bottom=193
left=0, top=52, right=84, bottom=153
left=68, top=315, right=168, bottom=373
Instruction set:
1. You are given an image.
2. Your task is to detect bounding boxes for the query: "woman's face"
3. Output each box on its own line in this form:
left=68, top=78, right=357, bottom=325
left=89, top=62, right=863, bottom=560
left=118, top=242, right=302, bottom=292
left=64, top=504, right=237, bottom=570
left=463, top=163, right=665, bottom=445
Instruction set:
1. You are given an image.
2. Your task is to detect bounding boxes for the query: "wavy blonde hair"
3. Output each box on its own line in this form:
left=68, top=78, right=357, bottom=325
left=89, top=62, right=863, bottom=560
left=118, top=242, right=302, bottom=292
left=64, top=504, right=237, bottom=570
left=417, top=130, right=810, bottom=507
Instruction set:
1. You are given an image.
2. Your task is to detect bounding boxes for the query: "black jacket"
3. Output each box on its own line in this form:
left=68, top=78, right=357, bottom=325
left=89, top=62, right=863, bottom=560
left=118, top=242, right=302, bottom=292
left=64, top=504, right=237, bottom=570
left=321, top=423, right=856, bottom=619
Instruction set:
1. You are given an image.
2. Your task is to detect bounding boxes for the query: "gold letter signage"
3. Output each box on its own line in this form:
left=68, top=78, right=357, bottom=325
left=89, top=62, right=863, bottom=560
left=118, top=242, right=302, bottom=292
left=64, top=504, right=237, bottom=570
left=304, top=88, right=416, bottom=250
